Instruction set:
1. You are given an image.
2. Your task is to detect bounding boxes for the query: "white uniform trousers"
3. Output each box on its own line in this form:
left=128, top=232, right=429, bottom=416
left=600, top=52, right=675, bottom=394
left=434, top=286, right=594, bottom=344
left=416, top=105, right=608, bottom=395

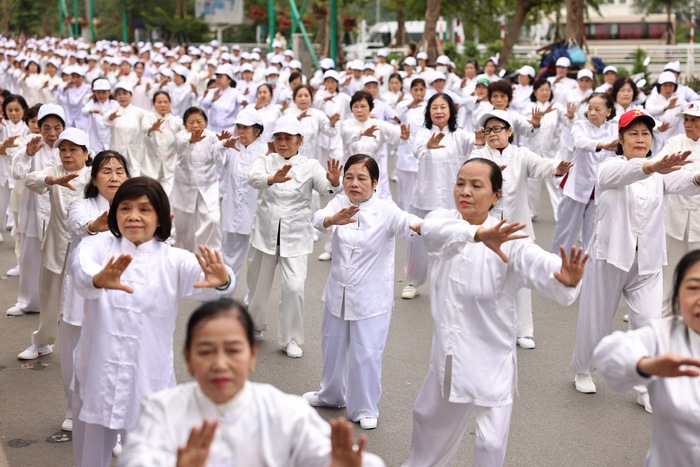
left=141, top=157, right=176, bottom=196
left=403, top=364, right=513, bottom=467
left=662, top=228, right=700, bottom=316
left=221, top=231, right=250, bottom=296
left=527, top=177, right=561, bottom=221
left=246, top=246, right=308, bottom=346
left=72, top=380, right=125, bottom=467
left=404, top=207, right=430, bottom=287
left=516, top=288, right=534, bottom=338
left=173, top=193, right=222, bottom=253
left=378, top=152, right=391, bottom=199
left=14, top=234, right=41, bottom=311
left=551, top=195, right=596, bottom=253
left=570, top=254, right=662, bottom=374
left=32, top=266, right=64, bottom=345
left=396, top=169, right=417, bottom=212
left=317, top=304, right=391, bottom=421
left=0, top=181, right=10, bottom=231
left=10, top=181, right=24, bottom=263
left=59, top=321, right=81, bottom=420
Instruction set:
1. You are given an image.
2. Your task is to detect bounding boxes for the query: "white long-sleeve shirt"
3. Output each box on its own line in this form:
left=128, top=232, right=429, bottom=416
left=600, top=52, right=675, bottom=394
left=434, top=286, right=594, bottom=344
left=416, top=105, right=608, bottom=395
left=200, top=87, right=242, bottom=133
left=220, top=138, right=266, bottom=235
left=340, top=118, right=404, bottom=164
left=592, top=316, right=700, bottom=467
left=103, top=104, right=148, bottom=171
left=169, top=82, right=196, bottom=118
left=283, top=107, right=338, bottom=161
left=313, top=194, right=420, bottom=320
left=395, top=101, right=426, bottom=172
left=421, top=211, right=581, bottom=406
left=0, top=119, right=29, bottom=187
left=141, top=111, right=183, bottom=180
left=82, top=98, right=119, bottom=152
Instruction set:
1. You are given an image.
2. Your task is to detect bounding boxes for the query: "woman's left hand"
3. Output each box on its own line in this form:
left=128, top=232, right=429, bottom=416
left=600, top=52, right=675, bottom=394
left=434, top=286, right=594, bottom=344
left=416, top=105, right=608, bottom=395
left=409, top=223, right=422, bottom=235
left=190, top=129, right=206, bottom=144
left=553, top=160, right=574, bottom=176
left=637, top=353, right=700, bottom=378
left=645, top=151, right=692, bottom=175
left=329, top=417, right=366, bottom=467
left=554, top=246, right=589, bottom=287
left=217, top=130, right=232, bottom=141
left=193, top=246, right=229, bottom=288
left=326, top=158, right=342, bottom=186
left=400, top=123, right=410, bottom=140
left=45, top=173, right=80, bottom=191
left=328, top=113, right=341, bottom=127
left=176, top=419, right=219, bottom=467
left=566, top=103, right=576, bottom=119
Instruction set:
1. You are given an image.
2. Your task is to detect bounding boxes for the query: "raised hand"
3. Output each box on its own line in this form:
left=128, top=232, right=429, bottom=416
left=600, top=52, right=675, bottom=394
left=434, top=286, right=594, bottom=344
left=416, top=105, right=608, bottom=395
left=1, top=135, right=19, bottom=153
left=553, top=160, right=573, bottom=176
left=193, top=246, right=229, bottom=289
left=217, top=130, right=233, bottom=141
left=360, top=125, right=379, bottom=138
left=45, top=173, right=81, bottom=191
left=223, top=136, right=240, bottom=150
left=328, top=113, right=341, bottom=127
left=268, top=163, right=293, bottom=185
left=297, top=109, right=311, bottom=121
left=409, top=223, right=422, bottom=235
left=326, top=158, right=342, bottom=186
left=176, top=419, right=218, bottom=467
left=26, top=135, right=45, bottom=156
left=474, top=219, right=529, bottom=263
left=326, top=205, right=360, bottom=227
left=427, top=132, right=446, bottom=149
left=88, top=210, right=110, bottom=233
left=189, top=129, right=206, bottom=144
left=281, top=100, right=290, bottom=113
left=636, top=353, right=700, bottom=378
left=324, top=94, right=336, bottom=102
left=666, top=96, right=679, bottom=111
left=400, top=123, right=410, bottom=140
left=108, top=111, right=121, bottom=121
left=553, top=245, right=589, bottom=286
left=566, top=102, right=576, bottom=119
left=92, top=254, right=134, bottom=293
left=212, top=89, right=222, bottom=102
left=597, top=139, right=618, bottom=152
left=529, top=107, right=544, bottom=127
left=149, top=118, right=164, bottom=134
left=657, top=121, right=672, bottom=132
left=647, top=150, right=692, bottom=174
left=329, top=417, right=366, bottom=467
left=146, top=82, right=152, bottom=92
left=474, top=129, right=485, bottom=146
left=190, top=83, right=198, bottom=95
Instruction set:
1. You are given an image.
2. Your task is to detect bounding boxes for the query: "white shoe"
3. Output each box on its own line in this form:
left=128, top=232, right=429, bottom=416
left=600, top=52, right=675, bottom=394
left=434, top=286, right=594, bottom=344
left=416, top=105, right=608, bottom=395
left=284, top=340, right=303, bottom=358
left=623, top=314, right=629, bottom=322
left=401, top=285, right=419, bottom=299
left=303, top=391, right=346, bottom=408
left=6, top=265, right=19, bottom=277
left=637, top=392, right=653, bottom=413
left=318, top=251, right=332, bottom=261
left=112, top=434, right=122, bottom=457
left=6, top=306, right=24, bottom=316
left=573, top=373, right=596, bottom=394
left=61, top=418, right=73, bottom=432
left=359, top=417, right=378, bottom=430
left=18, top=344, right=53, bottom=360
left=517, top=337, right=536, bottom=349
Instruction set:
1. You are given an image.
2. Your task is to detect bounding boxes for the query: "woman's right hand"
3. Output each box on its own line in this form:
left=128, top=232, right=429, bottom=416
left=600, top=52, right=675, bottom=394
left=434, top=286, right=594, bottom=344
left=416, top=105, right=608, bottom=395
left=326, top=205, right=360, bottom=227
left=329, top=417, right=366, bottom=467
left=92, top=254, right=134, bottom=293
left=426, top=132, right=446, bottom=149
left=474, top=219, right=528, bottom=263
left=643, top=150, right=692, bottom=175
left=637, top=353, right=700, bottom=378
left=176, top=419, right=219, bottom=467
left=596, top=139, right=618, bottom=152
left=267, top=164, right=293, bottom=185
left=88, top=211, right=110, bottom=233
left=149, top=118, right=164, bottom=134
left=26, top=135, right=44, bottom=157
left=189, top=129, right=206, bottom=144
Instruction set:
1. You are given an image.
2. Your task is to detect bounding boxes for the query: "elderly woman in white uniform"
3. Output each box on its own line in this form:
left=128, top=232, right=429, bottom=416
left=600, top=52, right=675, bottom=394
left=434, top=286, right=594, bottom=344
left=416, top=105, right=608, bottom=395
left=313, top=70, right=351, bottom=163
left=81, top=78, right=118, bottom=153
left=403, top=158, right=587, bottom=467
left=141, top=91, right=183, bottom=195
left=200, top=65, right=242, bottom=133
left=570, top=110, right=700, bottom=411
left=303, top=155, right=421, bottom=430
left=247, top=116, right=342, bottom=358
left=592, top=249, right=700, bottom=466
left=103, top=82, right=148, bottom=176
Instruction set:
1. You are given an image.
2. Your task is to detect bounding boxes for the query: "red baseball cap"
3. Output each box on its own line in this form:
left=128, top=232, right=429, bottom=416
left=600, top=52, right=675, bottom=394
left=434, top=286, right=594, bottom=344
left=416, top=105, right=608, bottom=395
left=618, top=109, right=655, bottom=131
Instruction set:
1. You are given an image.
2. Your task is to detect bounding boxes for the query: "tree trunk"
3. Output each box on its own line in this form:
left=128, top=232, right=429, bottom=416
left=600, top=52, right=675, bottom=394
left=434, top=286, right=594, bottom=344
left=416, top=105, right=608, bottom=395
left=314, top=10, right=329, bottom=59
left=666, top=0, right=676, bottom=45
left=396, top=2, right=406, bottom=46
left=565, top=0, right=584, bottom=44
left=499, top=0, right=534, bottom=69
left=421, top=0, right=441, bottom=62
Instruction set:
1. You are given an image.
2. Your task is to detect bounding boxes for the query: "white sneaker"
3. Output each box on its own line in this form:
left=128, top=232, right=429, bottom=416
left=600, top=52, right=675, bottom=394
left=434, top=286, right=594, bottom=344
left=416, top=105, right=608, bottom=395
left=61, top=418, right=73, bottom=432
left=359, top=417, right=378, bottom=430
left=517, top=337, right=536, bottom=349
left=6, top=265, right=19, bottom=277
left=318, top=251, right=332, bottom=261
left=401, top=285, right=419, bottom=299
left=284, top=340, right=303, bottom=358
left=112, top=434, right=122, bottom=457
left=623, top=314, right=629, bottom=322
left=573, top=373, right=596, bottom=394
left=6, top=306, right=24, bottom=316
left=303, top=391, right=346, bottom=408
left=637, top=392, right=653, bottom=413
left=18, top=344, right=53, bottom=360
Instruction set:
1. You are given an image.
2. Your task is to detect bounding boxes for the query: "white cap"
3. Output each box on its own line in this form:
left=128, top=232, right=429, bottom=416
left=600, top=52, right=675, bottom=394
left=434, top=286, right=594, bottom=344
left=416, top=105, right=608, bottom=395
left=270, top=55, right=284, bottom=64
left=240, top=52, right=251, bottom=60
left=92, top=79, right=111, bottom=91
left=363, top=62, right=375, bottom=71
left=113, top=82, right=134, bottom=93
left=478, top=109, right=512, bottom=129
left=377, top=48, right=389, bottom=57
left=289, top=59, right=301, bottom=69
left=241, top=63, right=254, bottom=73
left=178, top=55, right=192, bottom=64
left=603, top=65, right=618, bottom=74
left=235, top=107, right=263, bottom=126
left=273, top=115, right=303, bottom=135
left=320, top=57, right=335, bottom=69
left=577, top=69, right=593, bottom=80
left=555, top=57, right=571, bottom=68
left=202, top=45, right=214, bottom=55
left=416, top=52, right=428, bottom=60
left=53, top=127, right=89, bottom=149
left=350, top=60, right=364, bottom=70
left=678, top=101, right=700, bottom=118
left=272, top=40, right=282, bottom=48
left=362, top=76, right=379, bottom=85
left=265, top=66, right=279, bottom=76
left=215, top=64, right=235, bottom=81
left=403, top=57, right=417, bottom=67
left=68, top=66, right=86, bottom=77
left=436, top=55, right=450, bottom=65
left=38, top=104, right=66, bottom=122
left=283, top=49, right=294, bottom=57
left=250, top=52, right=261, bottom=61
left=232, top=44, right=241, bottom=51
left=486, top=56, right=499, bottom=66
left=252, top=47, right=261, bottom=53
left=428, top=71, right=447, bottom=84
left=664, top=61, right=682, bottom=73
left=517, top=65, right=535, bottom=77
left=159, top=67, right=174, bottom=79
left=658, top=71, right=677, bottom=85
left=173, top=65, right=189, bottom=79
left=323, top=70, right=340, bottom=81
left=210, top=39, right=220, bottom=47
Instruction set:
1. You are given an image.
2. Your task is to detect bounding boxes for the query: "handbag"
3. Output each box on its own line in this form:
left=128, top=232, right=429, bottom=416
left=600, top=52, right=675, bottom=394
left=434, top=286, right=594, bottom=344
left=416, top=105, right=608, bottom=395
left=568, top=39, right=586, bottom=66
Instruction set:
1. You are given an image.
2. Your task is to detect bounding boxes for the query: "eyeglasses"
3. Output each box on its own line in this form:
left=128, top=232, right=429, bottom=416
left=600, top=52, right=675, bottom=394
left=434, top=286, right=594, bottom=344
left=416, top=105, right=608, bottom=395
left=483, top=126, right=507, bottom=135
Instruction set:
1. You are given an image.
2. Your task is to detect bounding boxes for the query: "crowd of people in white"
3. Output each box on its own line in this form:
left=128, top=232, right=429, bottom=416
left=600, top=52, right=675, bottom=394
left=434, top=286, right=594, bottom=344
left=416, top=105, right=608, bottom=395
left=1, top=33, right=699, bottom=467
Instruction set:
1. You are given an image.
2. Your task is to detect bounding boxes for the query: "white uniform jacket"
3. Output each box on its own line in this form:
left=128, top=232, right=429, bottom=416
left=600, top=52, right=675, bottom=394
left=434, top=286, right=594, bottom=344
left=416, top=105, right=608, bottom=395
left=520, top=100, right=571, bottom=157
left=283, top=107, right=338, bottom=161
left=592, top=316, right=700, bottom=467
left=220, top=138, right=267, bottom=235
left=25, top=164, right=91, bottom=273
left=200, top=87, right=242, bottom=133
left=593, top=156, right=700, bottom=274
left=168, top=82, right=196, bottom=118
left=313, top=194, right=421, bottom=320
left=103, top=104, right=148, bottom=169
left=395, top=101, right=426, bottom=173
left=59, top=83, right=91, bottom=131
left=562, top=120, right=617, bottom=204
left=412, top=126, right=474, bottom=211
left=340, top=118, right=404, bottom=163
left=658, top=134, right=700, bottom=242
left=171, top=130, right=225, bottom=214
left=470, top=144, right=559, bottom=237
left=71, top=235, right=234, bottom=430
left=248, top=152, right=341, bottom=257
left=141, top=112, right=183, bottom=169
left=0, top=119, right=29, bottom=187
left=82, top=98, right=119, bottom=152
left=422, top=211, right=581, bottom=406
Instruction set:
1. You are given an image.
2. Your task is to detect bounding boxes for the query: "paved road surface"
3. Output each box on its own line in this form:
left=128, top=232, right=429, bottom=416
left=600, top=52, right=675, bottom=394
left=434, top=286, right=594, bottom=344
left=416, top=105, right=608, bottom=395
left=0, top=187, right=650, bottom=466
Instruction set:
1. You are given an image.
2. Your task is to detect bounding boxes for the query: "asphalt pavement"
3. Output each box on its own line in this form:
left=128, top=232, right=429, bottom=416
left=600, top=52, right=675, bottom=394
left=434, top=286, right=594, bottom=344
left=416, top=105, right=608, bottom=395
left=0, top=185, right=651, bottom=467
